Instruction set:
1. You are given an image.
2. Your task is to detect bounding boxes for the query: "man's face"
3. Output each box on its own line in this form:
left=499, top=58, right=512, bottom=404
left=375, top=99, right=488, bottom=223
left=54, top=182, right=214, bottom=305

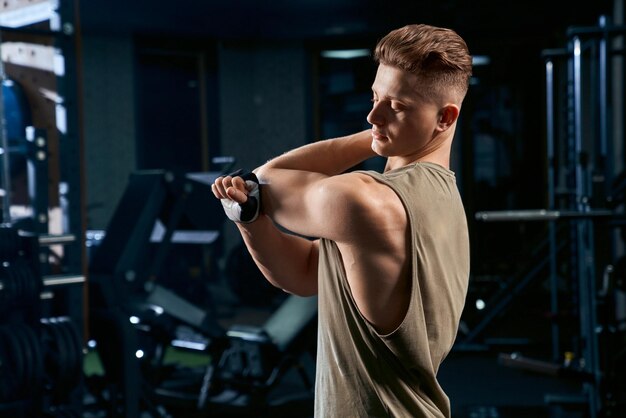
left=367, top=64, right=441, bottom=160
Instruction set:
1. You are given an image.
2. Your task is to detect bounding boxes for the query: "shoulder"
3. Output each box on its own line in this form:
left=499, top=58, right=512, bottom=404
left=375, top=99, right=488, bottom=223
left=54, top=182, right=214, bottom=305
left=317, top=171, right=378, bottom=191
left=314, top=172, right=389, bottom=210
left=312, top=172, right=404, bottom=243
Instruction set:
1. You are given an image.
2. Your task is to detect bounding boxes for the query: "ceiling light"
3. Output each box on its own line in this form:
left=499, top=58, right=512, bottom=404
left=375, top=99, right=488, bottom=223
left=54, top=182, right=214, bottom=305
left=472, top=55, right=491, bottom=66
left=321, top=49, right=371, bottom=59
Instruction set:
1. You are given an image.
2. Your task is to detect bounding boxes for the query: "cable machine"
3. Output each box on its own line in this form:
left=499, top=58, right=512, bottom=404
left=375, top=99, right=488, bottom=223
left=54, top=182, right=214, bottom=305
left=471, top=15, right=626, bottom=418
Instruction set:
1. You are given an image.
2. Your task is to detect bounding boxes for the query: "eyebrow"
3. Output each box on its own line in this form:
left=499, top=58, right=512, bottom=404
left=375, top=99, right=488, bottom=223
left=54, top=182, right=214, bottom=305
left=371, top=89, right=412, bottom=105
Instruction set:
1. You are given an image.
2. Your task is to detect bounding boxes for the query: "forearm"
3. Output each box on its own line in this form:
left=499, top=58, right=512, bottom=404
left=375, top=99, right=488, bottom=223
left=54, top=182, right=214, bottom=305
left=235, top=215, right=318, bottom=296
left=256, top=129, right=374, bottom=177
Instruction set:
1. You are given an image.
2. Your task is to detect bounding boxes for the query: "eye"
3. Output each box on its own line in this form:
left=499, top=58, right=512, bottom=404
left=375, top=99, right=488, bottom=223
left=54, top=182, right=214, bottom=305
left=391, top=101, right=404, bottom=111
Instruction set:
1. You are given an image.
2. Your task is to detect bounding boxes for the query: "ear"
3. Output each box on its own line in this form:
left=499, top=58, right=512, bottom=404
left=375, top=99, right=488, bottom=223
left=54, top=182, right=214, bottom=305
left=436, top=104, right=460, bottom=132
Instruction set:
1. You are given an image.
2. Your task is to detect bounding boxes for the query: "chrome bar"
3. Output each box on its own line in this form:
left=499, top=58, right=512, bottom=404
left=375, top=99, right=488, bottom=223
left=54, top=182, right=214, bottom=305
left=43, top=274, right=85, bottom=286
left=38, top=233, right=76, bottom=245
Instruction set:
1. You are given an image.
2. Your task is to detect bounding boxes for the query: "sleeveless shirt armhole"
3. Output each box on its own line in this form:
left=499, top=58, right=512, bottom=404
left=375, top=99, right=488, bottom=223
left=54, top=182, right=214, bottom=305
left=354, top=170, right=419, bottom=341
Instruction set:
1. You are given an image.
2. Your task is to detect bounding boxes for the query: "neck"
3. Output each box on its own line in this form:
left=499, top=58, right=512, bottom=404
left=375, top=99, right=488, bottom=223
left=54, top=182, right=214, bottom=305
left=384, top=138, right=453, bottom=172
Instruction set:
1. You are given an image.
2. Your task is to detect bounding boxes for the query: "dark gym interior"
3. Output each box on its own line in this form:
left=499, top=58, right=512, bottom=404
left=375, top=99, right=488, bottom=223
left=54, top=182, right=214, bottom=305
left=0, top=0, right=625, bottom=417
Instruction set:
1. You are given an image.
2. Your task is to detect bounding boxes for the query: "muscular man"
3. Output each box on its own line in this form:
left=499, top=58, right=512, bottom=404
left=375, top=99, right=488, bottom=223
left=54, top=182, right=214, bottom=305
left=212, top=23, right=472, bottom=418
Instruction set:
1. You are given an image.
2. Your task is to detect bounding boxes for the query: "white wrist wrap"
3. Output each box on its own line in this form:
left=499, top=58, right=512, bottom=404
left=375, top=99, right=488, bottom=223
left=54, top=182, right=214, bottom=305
left=220, top=172, right=261, bottom=224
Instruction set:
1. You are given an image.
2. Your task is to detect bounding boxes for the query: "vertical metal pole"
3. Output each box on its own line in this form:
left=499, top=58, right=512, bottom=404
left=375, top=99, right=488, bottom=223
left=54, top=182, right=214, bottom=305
left=54, top=0, right=85, bottom=275
left=573, top=35, right=601, bottom=418
left=598, top=16, right=612, bottom=171
left=545, top=58, right=560, bottom=362
left=573, top=37, right=585, bottom=210
left=0, top=32, right=11, bottom=224
left=573, top=35, right=591, bottom=416
left=598, top=16, right=618, bottom=266
left=54, top=0, right=86, bottom=412
left=567, top=40, right=579, bottom=318
left=598, top=16, right=609, bottom=183
left=612, top=0, right=626, bottom=345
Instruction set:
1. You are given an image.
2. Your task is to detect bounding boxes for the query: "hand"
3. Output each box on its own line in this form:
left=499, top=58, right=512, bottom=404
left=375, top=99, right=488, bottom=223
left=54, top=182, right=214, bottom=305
left=212, top=172, right=262, bottom=223
left=211, top=175, right=250, bottom=204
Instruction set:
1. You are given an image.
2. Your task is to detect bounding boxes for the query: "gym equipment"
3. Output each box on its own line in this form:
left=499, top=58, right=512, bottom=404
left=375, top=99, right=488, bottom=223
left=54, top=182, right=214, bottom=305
left=468, top=15, right=626, bottom=418
left=0, top=225, right=84, bottom=417
left=88, top=170, right=226, bottom=330
left=0, top=258, right=43, bottom=313
left=197, top=295, right=317, bottom=414
left=41, top=317, right=84, bottom=397
left=0, top=317, right=83, bottom=411
left=86, top=169, right=226, bottom=417
left=86, top=168, right=319, bottom=417
left=475, top=209, right=614, bottom=222
left=0, top=323, right=42, bottom=401
left=0, top=1, right=86, bottom=416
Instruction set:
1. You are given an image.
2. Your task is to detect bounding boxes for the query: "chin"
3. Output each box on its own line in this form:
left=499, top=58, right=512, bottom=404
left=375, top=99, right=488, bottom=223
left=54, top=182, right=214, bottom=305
left=371, top=141, right=382, bottom=156
left=371, top=140, right=391, bottom=157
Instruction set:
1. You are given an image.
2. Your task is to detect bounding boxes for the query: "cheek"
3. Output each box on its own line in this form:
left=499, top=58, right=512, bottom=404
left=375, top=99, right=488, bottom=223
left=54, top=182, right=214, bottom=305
left=396, top=118, right=422, bottom=135
left=403, top=113, right=436, bottom=134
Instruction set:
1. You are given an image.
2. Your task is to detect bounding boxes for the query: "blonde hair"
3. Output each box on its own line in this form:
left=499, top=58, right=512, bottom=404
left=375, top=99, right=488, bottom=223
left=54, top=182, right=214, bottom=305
left=374, top=24, right=473, bottom=103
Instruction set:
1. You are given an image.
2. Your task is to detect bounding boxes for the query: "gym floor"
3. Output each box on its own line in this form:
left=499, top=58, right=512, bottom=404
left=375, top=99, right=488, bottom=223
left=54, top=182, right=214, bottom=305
left=79, top=281, right=591, bottom=418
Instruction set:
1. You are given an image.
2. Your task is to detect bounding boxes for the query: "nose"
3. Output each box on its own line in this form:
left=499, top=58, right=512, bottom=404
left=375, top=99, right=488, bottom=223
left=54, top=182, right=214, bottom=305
left=366, top=101, right=384, bottom=127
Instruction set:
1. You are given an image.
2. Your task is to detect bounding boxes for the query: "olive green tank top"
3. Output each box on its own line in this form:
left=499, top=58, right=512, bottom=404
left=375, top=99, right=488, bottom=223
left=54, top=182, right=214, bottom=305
left=314, top=162, right=470, bottom=417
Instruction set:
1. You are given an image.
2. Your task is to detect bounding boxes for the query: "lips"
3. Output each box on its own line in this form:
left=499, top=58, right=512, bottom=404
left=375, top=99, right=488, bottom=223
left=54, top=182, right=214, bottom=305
left=372, top=130, right=388, bottom=141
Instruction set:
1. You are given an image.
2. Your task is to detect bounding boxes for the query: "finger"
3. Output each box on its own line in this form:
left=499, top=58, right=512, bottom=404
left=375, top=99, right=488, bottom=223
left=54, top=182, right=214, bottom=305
left=231, top=176, right=249, bottom=192
left=222, top=176, right=234, bottom=189
left=226, top=186, right=249, bottom=204
left=212, top=177, right=228, bottom=198
left=215, top=175, right=235, bottom=198
left=211, top=183, right=226, bottom=199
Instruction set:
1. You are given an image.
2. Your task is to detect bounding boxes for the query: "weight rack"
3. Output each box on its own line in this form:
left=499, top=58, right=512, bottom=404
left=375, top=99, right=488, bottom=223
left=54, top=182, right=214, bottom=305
left=0, top=0, right=87, bottom=416
left=0, top=226, right=85, bottom=417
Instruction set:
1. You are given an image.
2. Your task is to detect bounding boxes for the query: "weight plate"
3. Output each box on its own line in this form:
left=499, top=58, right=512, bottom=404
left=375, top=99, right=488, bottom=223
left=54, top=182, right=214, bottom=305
left=54, top=319, right=72, bottom=393
left=51, top=319, right=70, bottom=393
left=22, top=323, right=44, bottom=394
left=60, top=318, right=82, bottom=389
left=11, top=324, right=33, bottom=395
left=39, top=321, right=53, bottom=388
left=7, top=325, right=28, bottom=393
left=0, top=332, right=14, bottom=401
left=41, top=320, right=64, bottom=392
left=0, top=325, right=26, bottom=399
left=56, top=319, right=78, bottom=391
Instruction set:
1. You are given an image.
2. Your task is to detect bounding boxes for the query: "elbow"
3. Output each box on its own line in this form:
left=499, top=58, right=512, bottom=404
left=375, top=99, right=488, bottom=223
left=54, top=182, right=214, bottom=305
left=288, top=287, right=318, bottom=298
left=274, top=281, right=318, bottom=298
left=286, top=276, right=319, bottom=297
left=253, top=164, right=272, bottom=183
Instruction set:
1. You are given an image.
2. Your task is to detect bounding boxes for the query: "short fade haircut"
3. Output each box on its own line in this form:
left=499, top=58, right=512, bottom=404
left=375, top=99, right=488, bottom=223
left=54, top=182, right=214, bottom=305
left=374, top=24, right=473, bottom=104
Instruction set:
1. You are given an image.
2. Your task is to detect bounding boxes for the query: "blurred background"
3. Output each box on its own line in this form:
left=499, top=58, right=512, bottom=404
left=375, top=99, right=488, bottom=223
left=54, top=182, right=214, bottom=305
left=0, top=0, right=624, bottom=417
